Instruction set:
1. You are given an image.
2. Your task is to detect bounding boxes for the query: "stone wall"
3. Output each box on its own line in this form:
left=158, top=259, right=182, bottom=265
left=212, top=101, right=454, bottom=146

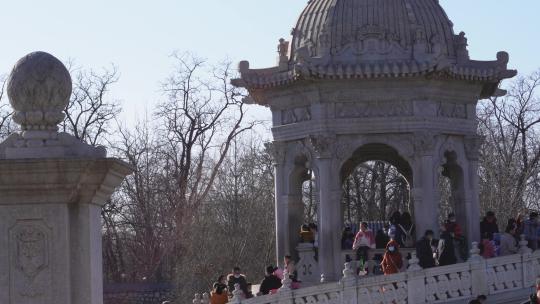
left=104, top=283, right=175, bottom=304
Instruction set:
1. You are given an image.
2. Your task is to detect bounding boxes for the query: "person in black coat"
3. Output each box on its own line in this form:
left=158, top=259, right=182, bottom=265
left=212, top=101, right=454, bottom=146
left=376, top=227, right=390, bottom=249
left=416, top=230, right=436, bottom=269
left=259, top=266, right=282, bottom=295
left=480, top=211, right=499, bottom=241
left=438, top=226, right=457, bottom=266
left=227, top=266, right=249, bottom=297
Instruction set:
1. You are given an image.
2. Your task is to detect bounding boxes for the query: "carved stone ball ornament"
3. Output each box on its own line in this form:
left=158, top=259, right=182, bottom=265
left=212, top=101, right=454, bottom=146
left=7, top=51, right=72, bottom=135
left=0, top=51, right=106, bottom=159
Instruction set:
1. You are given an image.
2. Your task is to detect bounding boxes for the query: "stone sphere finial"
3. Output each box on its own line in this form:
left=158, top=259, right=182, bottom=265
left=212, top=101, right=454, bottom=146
left=6, top=51, right=72, bottom=135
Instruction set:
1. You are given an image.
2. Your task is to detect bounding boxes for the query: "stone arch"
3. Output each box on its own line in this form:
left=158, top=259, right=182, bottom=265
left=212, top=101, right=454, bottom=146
left=283, top=142, right=320, bottom=261
left=340, top=142, right=413, bottom=186
left=339, top=142, right=414, bottom=227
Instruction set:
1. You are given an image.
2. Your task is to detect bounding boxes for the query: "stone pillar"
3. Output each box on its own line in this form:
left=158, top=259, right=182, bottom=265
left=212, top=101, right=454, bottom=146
left=413, top=155, right=440, bottom=239
left=316, top=157, right=342, bottom=281
left=269, top=143, right=288, bottom=268
left=464, top=136, right=483, bottom=243
left=0, top=52, right=132, bottom=304
left=412, top=132, right=440, bottom=239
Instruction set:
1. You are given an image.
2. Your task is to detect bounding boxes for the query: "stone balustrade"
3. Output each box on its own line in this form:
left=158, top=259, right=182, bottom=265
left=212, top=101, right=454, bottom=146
left=195, top=242, right=540, bottom=304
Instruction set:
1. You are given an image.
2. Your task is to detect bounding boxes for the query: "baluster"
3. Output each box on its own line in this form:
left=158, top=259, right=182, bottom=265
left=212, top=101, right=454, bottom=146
left=459, top=271, right=472, bottom=296
left=469, top=242, right=482, bottom=262
left=407, top=252, right=422, bottom=271
left=193, top=293, right=202, bottom=304
left=230, top=284, right=243, bottom=304
left=201, top=292, right=210, bottom=304
left=280, top=269, right=292, bottom=291
left=342, top=262, right=355, bottom=279
left=519, top=234, right=532, bottom=254
left=448, top=273, right=460, bottom=297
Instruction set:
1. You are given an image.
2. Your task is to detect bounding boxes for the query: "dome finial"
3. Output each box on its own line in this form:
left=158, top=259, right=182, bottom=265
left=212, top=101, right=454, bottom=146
left=0, top=51, right=106, bottom=159
left=7, top=51, right=72, bottom=139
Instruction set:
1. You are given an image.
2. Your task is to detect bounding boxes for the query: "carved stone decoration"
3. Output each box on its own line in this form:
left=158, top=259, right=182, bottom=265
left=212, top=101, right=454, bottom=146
left=0, top=51, right=106, bottom=159
left=9, top=220, right=51, bottom=301
left=281, top=106, right=311, bottom=125
left=336, top=101, right=413, bottom=119
left=333, top=25, right=410, bottom=61
left=265, top=141, right=287, bottom=165
left=437, top=102, right=467, bottom=119
left=464, top=136, right=484, bottom=160
left=6, top=52, right=71, bottom=132
left=305, top=135, right=336, bottom=159
left=334, top=139, right=353, bottom=161
left=412, top=131, right=438, bottom=156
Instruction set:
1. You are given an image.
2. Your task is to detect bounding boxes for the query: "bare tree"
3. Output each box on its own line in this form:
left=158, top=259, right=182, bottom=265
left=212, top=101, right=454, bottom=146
left=155, top=53, right=254, bottom=231
left=62, top=64, right=121, bottom=145
left=478, top=69, right=540, bottom=222
left=341, top=161, right=410, bottom=223
left=101, top=54, right=256, bottom=298
left=0, top=75, right=14, bottom=139
left=178, top=137, right=275, bottom=298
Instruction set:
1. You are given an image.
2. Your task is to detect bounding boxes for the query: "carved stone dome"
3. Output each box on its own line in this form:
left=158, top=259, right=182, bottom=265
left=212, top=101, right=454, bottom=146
left=233, top=0, right=515, bottom=97
left=7, top=51, right=72, bottom=132
left=291, top=0, right=456, bottom=65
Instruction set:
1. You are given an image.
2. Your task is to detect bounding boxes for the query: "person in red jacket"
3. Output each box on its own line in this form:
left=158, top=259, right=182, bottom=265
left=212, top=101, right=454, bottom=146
left=381, top=240, right=403, bottom=275
left=352, top=222, right=376, bottom=263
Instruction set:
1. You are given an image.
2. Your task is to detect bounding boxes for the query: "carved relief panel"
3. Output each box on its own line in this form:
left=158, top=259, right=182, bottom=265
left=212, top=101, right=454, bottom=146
left=281, top=106, right=311, bottom=125
left=336, top=101, right=413, bottom=118
left=437, top=102, right=467, bottom=119
left=9, top=219, right=52, bottom=304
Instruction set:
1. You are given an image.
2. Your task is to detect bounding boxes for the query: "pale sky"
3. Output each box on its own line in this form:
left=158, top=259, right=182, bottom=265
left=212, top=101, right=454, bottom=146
left=1, top=0, right=539, bottom=128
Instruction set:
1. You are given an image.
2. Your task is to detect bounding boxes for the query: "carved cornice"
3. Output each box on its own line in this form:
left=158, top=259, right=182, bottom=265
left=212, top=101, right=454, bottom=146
left=305, top=135, right=336, bottom=159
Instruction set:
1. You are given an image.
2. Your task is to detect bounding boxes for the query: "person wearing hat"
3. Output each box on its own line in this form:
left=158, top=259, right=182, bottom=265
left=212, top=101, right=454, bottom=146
left=259, top=266, right=282, bottom=295
left=381, top=239, right=403, bottom=275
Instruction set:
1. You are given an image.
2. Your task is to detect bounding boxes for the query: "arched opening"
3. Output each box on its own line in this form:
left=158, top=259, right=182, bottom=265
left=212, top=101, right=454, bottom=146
left=287, top=154, right=313, bottom=260
left=340, top=144, right=414, bottom=249
left=302, top=170, right=318, bottom=224
left=342, top=161, right=411, bottom=224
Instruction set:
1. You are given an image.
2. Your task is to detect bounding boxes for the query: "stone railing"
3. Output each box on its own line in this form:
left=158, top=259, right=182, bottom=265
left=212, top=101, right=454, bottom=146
left=194, top=239, right=540, bottom=304
left=296, top=243, right=415, bottom=284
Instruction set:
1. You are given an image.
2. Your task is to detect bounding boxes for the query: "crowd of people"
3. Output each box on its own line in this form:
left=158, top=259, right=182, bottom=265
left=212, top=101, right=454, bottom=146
left=340, top=210, right=540, bottom=276
left=207, top=256, right=299, bottom=303
left=206, top=210, right=540, bottom=303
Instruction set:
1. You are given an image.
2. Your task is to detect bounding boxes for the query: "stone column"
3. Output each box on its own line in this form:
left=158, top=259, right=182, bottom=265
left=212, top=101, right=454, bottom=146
left=0, top=52, right=132, bottom=304
left=316, top=158, right=342, bottom=282
left=412, top=132, right=440, bottom=239
left=309, top=135, right=342, bottom=281
left=464, top=136, right=483, bottom=243
left=268, top=142, right=289, bottom=268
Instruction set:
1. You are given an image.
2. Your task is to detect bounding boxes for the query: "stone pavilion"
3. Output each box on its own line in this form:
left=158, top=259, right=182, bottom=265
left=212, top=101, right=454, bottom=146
left=233, top=0, right=516, bottom=281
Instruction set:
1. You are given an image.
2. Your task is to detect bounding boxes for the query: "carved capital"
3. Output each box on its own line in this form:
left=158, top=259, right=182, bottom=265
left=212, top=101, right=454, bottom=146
left=265, top=142, right=287, bottom=165
left=412, top=131, right=438, bottom=156
left=464, top=136, right=483, bottom=160
left=305, top=135, right=336, bottom=159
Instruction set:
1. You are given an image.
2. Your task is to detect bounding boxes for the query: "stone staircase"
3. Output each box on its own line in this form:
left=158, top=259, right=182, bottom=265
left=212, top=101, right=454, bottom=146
left=193, top=239, right=540, bottom=304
